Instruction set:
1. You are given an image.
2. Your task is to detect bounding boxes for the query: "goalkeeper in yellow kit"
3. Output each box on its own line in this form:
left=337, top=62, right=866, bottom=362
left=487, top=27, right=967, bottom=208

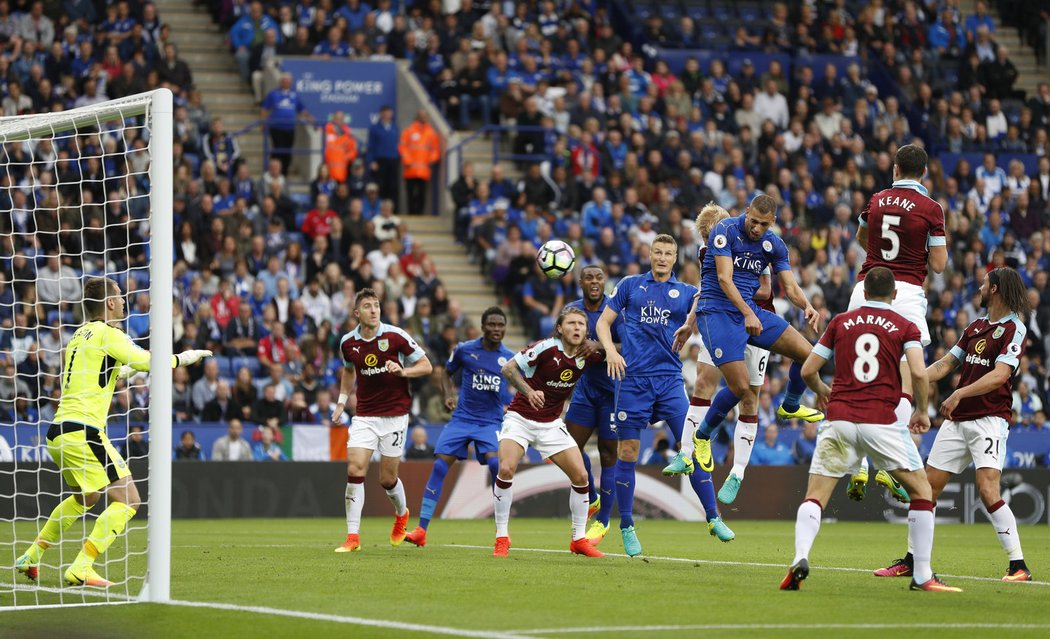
left=15, top=277, right=211, bottom=587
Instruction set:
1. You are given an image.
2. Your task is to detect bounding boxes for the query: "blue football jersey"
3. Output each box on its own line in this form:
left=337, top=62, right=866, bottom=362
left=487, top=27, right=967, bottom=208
left=698, top=214, right=790, bottom=316
left=446, top=339, right=515, bottom=425
left=565, top=297, right=621, bottom=392
left=608, top=272, right=697, bottom=378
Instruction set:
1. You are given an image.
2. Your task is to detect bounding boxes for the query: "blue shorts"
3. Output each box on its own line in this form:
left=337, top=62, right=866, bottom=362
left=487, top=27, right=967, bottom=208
left=434, top=419, right=499, bottom=463
left=613, top=375, right=688, bottom=441
left=697, top=307, right=789, bottom=367
left=564, top=381, right=617, bottom=441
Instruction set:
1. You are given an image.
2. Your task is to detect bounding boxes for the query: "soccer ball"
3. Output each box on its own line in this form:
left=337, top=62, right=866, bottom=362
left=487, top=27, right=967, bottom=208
left=536, top=240, right=576, bottom=278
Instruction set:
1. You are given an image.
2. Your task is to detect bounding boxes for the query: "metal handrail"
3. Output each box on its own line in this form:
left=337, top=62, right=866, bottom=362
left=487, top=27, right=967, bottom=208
left=227, top=118, right=365, bottom=181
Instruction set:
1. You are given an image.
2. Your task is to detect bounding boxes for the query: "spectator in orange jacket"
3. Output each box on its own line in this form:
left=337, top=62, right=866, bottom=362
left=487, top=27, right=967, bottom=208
left=399, top=109, right=441, bottom=215
left=324, top=111, right=358, bottom=183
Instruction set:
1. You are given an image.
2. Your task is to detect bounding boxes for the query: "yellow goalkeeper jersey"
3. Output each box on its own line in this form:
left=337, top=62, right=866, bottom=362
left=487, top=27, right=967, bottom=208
left=53, top=321, right=153, bottom=431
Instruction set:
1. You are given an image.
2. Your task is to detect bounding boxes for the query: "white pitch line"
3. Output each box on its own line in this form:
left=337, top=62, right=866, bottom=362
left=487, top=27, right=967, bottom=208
left=509, top=624, right=1050, bottom=635
left=165, top=599, right=538, bottom=639
left=443, top=544, right=1050, bottom=587
left=4, top=599, right=138, bottom=612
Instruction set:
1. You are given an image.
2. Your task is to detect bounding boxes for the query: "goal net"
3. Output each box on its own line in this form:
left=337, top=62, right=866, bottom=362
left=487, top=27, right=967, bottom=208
left=0, top=89, right=173, bottom=608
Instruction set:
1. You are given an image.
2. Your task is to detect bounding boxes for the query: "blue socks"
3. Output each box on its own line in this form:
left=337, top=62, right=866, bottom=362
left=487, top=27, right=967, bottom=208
left=782, top=362, right=806, bottom=413
left=597, top=464, right=616, bottom=526
left=582, top=453, right=597, bottom=503
left=418, top=458, right=450, bottom=531
left=615, top=459, right=636, bottom=529
left=698, top=387, right=740, bottom=439
left=486, top=456, right=499, bottom=484
left=688, top=469, right=720, bottom=522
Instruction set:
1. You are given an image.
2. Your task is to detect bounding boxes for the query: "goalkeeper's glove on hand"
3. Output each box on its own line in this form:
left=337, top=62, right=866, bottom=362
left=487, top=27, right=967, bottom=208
left=176, top=349, right=213, bottom=367
left=116, top=364, right=136, bottom=380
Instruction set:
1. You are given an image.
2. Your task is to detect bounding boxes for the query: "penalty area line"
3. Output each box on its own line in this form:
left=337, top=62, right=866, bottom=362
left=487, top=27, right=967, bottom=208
left=442, top=544, right=1050, bottom=587
left=165, top=599, right=539, bottom=639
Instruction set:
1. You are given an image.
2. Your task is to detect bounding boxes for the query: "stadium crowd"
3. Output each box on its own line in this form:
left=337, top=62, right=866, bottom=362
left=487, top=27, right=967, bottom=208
left=2, top=0, right=1050, bottom=466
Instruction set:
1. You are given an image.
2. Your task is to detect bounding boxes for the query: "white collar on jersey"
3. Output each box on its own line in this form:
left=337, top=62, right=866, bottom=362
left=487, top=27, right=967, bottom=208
left=979, top=312, right=1019, bottom=325
left=861, top=301, right=892, bottom=310
left=891, top=179, right=929, bottom=197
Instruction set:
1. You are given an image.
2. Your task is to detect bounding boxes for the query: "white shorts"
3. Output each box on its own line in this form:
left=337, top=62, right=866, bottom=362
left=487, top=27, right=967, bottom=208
left=926, top=416, right=1009, bottom=474
left=809, top=420, right=924, bottom=477
left=498, top=411, right=577, bottom=460
left=697, top=339, right=769, bottom=387
left=347, top=414, right=409, bottom=458
left=848, top=280, right=930, bottom=346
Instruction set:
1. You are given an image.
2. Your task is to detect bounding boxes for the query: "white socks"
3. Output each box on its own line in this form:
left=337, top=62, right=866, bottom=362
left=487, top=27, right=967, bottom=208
left=681, top=403, right=709, bottom=458
left=385, top=478, right=408, bottom=516
left=908, top=501, right=935, bottom=584
left=345, top=477, right=365, bottom=534
left=493, top=477, right=513, bottom=538
left=793, top=500, right=822, bottom=565
left=570, top=484, right=590, bottom=541
left=731, top=416, right=759, bottom=479
left=989, top=500, right=1024, bottom=560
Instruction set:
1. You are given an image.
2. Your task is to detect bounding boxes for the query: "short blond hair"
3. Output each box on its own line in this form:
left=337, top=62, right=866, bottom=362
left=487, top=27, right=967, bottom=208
left=695, top=202, right=730, bottom=243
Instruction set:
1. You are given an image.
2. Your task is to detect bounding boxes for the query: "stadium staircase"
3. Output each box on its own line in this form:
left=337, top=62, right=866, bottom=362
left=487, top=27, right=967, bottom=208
left=162, top=0, right=263, bottom=167
left=406, top=210, right=527, bottom=353
left=970, top=0, right=1043, bottom=97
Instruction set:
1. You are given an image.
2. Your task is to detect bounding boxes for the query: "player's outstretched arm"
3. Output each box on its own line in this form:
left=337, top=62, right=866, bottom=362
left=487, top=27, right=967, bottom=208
left=332, top=366, right=357, bottom=424
left=905, top=346, right=931, bottom=432
left=500, top=359, right=544, bottom=409
left=106, top=326, right=211, bottom=375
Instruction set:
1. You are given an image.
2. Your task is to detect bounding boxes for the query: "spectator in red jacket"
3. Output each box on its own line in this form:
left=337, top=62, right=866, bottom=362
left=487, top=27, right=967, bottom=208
left=210, top=280, right=240, bottom=329
left=301, top=193, right=338, bottom=240
left=257, top=321, right=299, bottom=368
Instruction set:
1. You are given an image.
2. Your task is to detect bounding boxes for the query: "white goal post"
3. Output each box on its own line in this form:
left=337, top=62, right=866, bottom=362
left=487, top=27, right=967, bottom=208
left=0, top=88, right=172, bottom=607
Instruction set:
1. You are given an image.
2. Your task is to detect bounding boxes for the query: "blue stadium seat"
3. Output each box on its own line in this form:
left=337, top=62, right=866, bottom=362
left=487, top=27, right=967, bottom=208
left=709, top=2, right=734, bottom=21
left=294, top=212, right=307, bottom=230
left=659, top=5, right=681, bottom=22
left=212, top=355, right=232, bottom=378
left=633, top=2, right=655, bottom=20
left=686, top=4, right=711, bottom=21
left=232, top=356, right=263, bottom=378
left=737, top=2, right=762, bottom=21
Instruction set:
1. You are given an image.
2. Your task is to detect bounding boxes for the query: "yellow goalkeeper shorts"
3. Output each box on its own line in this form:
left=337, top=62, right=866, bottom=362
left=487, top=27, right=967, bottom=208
left=47, top=422, right=131, bottom=493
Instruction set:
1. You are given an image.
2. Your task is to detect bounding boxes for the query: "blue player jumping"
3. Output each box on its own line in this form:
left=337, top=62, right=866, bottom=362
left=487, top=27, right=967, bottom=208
left=564, top=265, right=622, bottom=545
left=687, top=194, right=825, bottom=474
left=405, top=307, right=515, bottom=547
left=597, top=234, right=734, bottom=557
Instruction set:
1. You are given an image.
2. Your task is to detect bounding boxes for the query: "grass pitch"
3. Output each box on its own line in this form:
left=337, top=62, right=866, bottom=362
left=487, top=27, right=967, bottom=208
left=4, top=518, right=1050, bottom=638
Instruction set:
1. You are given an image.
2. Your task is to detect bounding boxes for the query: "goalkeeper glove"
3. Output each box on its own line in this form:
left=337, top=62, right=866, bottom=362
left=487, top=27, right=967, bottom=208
left=175, top=349, right=213, bottom=367
left=116, top=364, right=136, bottom=380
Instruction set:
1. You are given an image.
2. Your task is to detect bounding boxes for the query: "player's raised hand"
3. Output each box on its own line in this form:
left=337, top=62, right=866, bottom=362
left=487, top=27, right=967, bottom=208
left=804, top=305, right=821, bottom=331
left=939, top=391, right=961, bottom=420
left=385, top=360, right=405, bottom=376
left=177, top=349, right=213, bottom=367
left=526, top=389, right=545, bottom=409
left=744, top=311, right=762, bottom=336
left=444, top=395, right=458, bottom=411
left=909, top=408, right=931, bottom=434
left=606, top=351, right=627, bottom=380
